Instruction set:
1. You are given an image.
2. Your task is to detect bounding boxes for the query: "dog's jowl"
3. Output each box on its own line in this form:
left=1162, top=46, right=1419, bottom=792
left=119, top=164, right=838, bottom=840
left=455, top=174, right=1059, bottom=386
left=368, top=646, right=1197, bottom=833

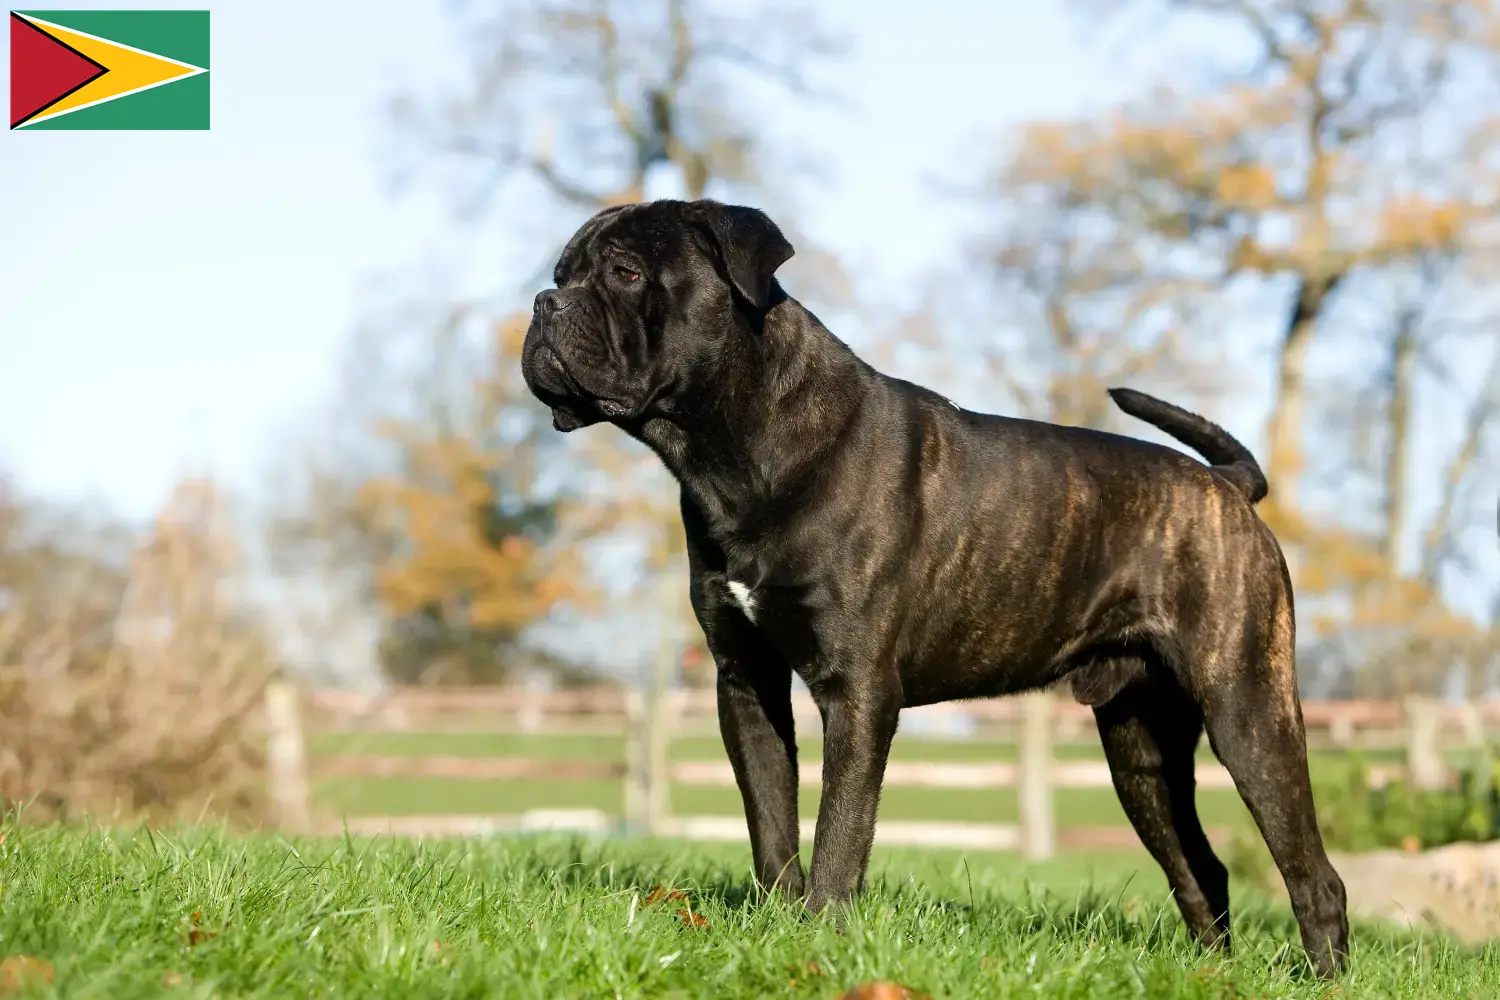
left=521, top=199, right=1350, bottom=977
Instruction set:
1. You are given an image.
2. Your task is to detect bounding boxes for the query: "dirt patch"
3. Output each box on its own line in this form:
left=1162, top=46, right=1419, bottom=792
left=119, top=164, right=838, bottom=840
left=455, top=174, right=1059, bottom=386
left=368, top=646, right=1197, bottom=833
left=1262, top=841, right=1500, bottom=943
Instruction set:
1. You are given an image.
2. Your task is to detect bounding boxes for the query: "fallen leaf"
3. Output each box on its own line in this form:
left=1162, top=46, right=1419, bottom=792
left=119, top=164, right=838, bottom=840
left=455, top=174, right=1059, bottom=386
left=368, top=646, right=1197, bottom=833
left=162, top=972, right=186, bottom=987
left=644, top=886, right=689, bottom=907
left=788, top=959, right=825, bottom=988
left=0, top=956, right=54, bottom=993
left=838, top=983, right=929, bottom=1000
left=179, top=910, right=219, bottom=946
left=676, top=909, right=709, bottom=929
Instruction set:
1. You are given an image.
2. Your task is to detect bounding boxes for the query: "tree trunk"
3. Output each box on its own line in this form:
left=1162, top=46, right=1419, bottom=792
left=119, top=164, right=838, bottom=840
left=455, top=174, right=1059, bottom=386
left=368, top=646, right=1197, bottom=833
left=1383, top=321, right=1417, bottom=574
left=1264, top=274, right=1342, bottom=505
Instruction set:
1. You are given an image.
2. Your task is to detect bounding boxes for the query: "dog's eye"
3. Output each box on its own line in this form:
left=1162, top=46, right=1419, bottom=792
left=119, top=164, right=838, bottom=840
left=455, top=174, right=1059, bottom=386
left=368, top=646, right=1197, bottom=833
left=614, top=266, right=642, bottom=283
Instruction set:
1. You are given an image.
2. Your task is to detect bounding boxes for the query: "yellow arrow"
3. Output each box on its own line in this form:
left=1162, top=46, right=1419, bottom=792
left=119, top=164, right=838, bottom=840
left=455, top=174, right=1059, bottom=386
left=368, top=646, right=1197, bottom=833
left=20, top=15, right=206, bottom=124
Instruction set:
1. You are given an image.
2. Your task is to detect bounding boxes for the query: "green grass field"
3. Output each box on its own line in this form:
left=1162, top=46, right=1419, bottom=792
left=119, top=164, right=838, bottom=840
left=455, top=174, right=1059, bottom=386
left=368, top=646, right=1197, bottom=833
left=309, top=730, right=1405, bottom=832
left=0, top=823, right=1493, bottom=998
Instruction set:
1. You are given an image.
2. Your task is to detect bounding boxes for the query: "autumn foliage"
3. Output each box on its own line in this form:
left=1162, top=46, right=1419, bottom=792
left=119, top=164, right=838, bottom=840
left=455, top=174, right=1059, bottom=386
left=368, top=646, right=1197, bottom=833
left=278, top=0, right=1498, bottom=696
left=984, top=0, right=1500, bottom=694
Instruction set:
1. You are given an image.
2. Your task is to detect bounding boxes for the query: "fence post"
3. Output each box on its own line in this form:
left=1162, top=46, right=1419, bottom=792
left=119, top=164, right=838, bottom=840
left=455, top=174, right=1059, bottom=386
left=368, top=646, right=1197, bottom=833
left=1404, top=695, right=1445, bottom=789
left=1329, top=710, right=1355, bottom=748
left=623, top=686, right=650, bottom=834
left=1455, top=700, right=1485, bottom=749
left=518, top=669, right=548, bottom=734
left=265, top=678, right=311, bottom=834
left=1018, top=689, right=1055, bottom=860
left=646, top=573, right=683, bottom=836
left=647, top=684, right=675, bottom=835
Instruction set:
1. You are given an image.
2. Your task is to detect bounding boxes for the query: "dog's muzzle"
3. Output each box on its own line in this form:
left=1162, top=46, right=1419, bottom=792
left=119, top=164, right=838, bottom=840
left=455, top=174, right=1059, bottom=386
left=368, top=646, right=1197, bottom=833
left=522, top=291, right=637, bottom=429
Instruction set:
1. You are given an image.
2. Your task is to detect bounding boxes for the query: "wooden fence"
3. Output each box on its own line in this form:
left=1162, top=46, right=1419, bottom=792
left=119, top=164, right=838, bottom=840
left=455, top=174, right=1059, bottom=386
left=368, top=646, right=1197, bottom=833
left=264, top=683, right=1500, bottom=858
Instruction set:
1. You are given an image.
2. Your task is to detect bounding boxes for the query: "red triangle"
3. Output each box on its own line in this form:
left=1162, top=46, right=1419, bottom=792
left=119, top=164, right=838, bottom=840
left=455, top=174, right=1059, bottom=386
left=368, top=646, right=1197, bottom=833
left=10, top=13, right=108, bottom=128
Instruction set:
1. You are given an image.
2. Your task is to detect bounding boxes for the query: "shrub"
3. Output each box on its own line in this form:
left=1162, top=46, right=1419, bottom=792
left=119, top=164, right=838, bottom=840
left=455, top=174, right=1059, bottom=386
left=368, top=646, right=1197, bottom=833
left=1226, top=749, right=1500, bottom=885
left=0, top=480, right=272, bottom=824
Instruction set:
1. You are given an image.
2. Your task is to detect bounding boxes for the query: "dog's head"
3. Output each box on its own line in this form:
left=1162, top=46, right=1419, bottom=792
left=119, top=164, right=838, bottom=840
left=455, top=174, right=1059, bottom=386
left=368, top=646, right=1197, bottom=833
left=521, top=199, right=794, bottom=432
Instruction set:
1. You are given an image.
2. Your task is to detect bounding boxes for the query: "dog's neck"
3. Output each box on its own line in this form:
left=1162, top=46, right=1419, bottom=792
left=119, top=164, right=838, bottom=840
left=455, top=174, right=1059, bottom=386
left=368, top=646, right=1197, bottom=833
left=635, top=288, right=873, bottom=539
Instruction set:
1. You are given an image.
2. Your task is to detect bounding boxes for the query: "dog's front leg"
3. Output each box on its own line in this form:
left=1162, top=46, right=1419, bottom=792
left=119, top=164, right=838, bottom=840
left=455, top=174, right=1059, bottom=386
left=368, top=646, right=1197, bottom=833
left=804, top=676, right=901, bottom=915
left=717, top=653, right=805, bottom=897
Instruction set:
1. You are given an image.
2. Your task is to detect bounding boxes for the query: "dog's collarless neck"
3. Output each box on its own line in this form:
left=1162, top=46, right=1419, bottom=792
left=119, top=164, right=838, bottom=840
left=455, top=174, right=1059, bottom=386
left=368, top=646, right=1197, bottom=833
left=648, top=302, right=871, bottom=537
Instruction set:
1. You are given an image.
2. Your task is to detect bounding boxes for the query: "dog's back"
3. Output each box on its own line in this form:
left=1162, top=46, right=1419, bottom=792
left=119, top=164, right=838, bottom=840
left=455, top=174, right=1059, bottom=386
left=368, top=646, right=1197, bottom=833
left=857, top=379, right=1284, bottom=708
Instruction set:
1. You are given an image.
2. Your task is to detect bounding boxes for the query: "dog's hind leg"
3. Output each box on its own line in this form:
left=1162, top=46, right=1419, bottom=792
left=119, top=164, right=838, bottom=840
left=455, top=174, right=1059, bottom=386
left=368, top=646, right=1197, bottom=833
left=1198, top=600, right=1348, bottom=977
left=1088, top=660, right=1231, bottom=950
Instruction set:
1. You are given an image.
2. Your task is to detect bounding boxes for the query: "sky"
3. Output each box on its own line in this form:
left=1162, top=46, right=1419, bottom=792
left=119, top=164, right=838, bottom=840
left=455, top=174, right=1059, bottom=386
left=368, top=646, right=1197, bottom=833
left=0, top=0, right=1103, bottom=519
left=3, top=1, right=1494, bottom=686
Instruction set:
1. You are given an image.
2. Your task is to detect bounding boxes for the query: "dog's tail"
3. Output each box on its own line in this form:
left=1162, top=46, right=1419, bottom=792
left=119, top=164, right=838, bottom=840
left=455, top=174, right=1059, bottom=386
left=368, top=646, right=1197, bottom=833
left=1107, top=387, right=1269, bottom=504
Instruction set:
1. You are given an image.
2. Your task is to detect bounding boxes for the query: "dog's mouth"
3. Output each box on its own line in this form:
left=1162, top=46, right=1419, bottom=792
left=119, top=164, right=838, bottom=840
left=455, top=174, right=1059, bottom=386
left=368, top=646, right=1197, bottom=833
left=531, top=344, right=639, bottom=430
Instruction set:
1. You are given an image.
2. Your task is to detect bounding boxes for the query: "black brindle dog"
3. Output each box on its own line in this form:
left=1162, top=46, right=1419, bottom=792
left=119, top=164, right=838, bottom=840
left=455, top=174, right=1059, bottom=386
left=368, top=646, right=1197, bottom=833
left=521, top=198, right=1349, bottom=976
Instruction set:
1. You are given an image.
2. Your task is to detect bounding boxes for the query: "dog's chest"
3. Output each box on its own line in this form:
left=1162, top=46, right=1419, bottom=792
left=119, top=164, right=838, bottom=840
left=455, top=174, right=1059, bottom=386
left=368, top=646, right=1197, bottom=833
left=714, top=573, right=829, bottom=669
left=725, top=579, right=759, bottom=623
left=722, top=577, right=797, bottom=630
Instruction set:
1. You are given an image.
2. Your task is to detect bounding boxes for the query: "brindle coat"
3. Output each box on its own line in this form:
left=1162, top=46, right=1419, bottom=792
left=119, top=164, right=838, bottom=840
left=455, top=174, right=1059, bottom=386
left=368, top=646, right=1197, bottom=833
left=521, top=199, right=1349, bottom=977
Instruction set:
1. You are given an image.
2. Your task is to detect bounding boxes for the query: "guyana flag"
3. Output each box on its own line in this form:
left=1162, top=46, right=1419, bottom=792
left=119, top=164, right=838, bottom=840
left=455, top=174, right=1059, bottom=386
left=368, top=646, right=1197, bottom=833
left=9, top=10, right=208, bottom=129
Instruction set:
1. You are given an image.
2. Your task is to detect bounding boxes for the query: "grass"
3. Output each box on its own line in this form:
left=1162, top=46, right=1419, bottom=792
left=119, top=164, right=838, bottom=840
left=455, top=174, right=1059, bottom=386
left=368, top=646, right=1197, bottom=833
left=314, top=776, right=1258, bottom=830
left=0, top=823, right=1494, bottom=999
left=309, top=730, right=1402, bottom=831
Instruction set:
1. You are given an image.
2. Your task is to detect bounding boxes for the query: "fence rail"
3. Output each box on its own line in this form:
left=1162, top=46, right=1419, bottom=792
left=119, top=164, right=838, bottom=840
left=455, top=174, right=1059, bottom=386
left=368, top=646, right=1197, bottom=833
left=308, top=687, right=1499, bottom=742
left=268, top=682, right=1500, bottom=857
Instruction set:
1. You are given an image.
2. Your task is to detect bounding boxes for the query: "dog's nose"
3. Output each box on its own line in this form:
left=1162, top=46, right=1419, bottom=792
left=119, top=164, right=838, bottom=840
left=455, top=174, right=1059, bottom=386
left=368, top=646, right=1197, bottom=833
left=533, top=289, right=568, bottom=316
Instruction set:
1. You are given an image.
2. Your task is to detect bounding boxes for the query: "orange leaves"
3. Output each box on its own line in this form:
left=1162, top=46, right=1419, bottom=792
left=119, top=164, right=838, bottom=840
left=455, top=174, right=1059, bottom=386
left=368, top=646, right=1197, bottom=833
left=0, top=957, right=52, bottom=994
left=1111, top=117, right=1205, bottom=179
left=642, top=886, right=688, bottom=907
left=1007, top=91, right=1280, bottom=219
left=342, top=303, right=594, bottom=666
left=1376, top=196, right=1466, bottom=254
left=179, top=910, right=219, bottom=947
left=837, top=983, right=929, bottom=1000
left=1002, top=54, right=1485, bottom=277
left=676, top=909, right=710, bottom=929
left=640, top=886, right=709, bottom=928
left=359, top=431, right=578, bottom=634
left=787, top=959, right=824, bottom=988
left=982, top=0, right=1500, bottom=702
left=1011, top=111, right=1208, bottom=187
left=1215, top=163, right=1279, bottom=210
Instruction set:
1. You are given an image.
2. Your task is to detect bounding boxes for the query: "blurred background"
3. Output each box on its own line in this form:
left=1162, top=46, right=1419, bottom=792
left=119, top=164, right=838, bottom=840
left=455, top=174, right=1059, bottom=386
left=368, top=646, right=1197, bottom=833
left=3, top=0, right=1499, bottom=857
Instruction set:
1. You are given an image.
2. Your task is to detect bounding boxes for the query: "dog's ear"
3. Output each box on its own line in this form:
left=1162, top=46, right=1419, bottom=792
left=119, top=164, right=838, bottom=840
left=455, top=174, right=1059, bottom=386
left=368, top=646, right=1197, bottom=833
left=554, top=204, right=631, bottom=285
left=692, top=201, right=795, bottom=309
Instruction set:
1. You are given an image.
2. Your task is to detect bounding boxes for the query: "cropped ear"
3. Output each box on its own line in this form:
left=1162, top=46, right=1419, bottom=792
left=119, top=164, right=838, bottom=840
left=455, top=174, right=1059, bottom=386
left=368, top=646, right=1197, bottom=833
left=692, top=201, right=795, bottom=309
left=553, top=204, right=631, bottom=285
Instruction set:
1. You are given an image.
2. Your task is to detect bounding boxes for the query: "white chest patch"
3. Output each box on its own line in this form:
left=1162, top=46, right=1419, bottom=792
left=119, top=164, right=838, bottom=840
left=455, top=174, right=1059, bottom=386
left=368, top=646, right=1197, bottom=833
left=726, top=580, right=758, bottom=623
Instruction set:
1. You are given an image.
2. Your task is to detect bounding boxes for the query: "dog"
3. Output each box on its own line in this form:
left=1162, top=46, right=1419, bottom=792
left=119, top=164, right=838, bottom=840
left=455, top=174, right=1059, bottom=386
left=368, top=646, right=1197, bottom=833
left=521, top=198, right=1349, bottom=976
